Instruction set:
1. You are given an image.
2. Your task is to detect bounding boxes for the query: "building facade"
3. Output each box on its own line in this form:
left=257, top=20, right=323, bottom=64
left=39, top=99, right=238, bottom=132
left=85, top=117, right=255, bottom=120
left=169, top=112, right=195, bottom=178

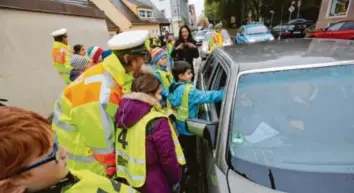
left=150, top=0, right=189, bottom=34
left=188, top=4, right=197, bottom=30
left=316, top=0, right=353, bottom=28
left=91, top=0, right=169, bottom=37
left=0, top=0, right=109, bottom=115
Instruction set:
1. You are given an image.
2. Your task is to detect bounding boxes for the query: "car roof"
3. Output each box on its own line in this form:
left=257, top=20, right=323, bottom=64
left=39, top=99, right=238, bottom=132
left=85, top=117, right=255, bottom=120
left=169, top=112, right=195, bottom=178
left=243, top=23, right=266, bottom=28
left=218, top=38, right=354, bottom=72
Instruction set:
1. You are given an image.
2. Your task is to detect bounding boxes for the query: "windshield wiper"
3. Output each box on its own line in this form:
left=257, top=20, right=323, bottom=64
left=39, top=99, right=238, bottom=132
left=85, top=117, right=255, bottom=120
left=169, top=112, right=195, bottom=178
left=268, top=168, right=277, bottom=190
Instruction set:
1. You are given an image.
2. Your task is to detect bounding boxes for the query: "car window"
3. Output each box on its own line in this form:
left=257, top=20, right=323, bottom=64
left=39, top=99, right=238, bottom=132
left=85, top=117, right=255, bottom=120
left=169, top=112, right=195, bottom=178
left=209, top=65, right=227, bottom=117
left=202, top=54, right=218, bottom=88
left=327, top=22, right=344, bottom=31
left=197, top=30, right=207, bottom=37
left=245, top=25, right=268, bottom=35
left=229, top=64, right=354, bottom=181
left=340, top=21, right=354, bottom=30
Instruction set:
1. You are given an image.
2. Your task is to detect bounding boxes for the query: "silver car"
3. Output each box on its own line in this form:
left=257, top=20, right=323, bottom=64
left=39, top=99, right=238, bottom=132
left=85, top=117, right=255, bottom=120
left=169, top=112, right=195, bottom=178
left=190, top=38, right=354, bottom=193
left=195, top=30, right=207, bottom=46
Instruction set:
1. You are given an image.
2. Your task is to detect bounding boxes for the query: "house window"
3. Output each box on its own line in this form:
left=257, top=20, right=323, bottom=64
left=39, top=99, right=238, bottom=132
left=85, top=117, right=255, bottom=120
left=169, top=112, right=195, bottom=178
left=147, top=11, right=153, bottom=18
left=328, top=0, right=351, bottom=17
left=139, top=10, right=146, bottom=18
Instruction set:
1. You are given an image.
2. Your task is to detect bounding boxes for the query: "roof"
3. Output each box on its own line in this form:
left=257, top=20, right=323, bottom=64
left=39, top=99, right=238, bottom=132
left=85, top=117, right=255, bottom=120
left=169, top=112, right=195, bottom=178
left=111, top=0, right=168, bottom=25
left=105, top=17, right=120, bottom=31
left=219, top=38, right=354, bottom=72
left=127, top=0, right=152, bottom=8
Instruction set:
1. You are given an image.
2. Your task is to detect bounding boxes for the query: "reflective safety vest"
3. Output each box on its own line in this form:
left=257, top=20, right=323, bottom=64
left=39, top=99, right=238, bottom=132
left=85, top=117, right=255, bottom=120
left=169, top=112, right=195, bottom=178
left=115, top=108, right=186, bottom=188
left=52, top=54, right=134, bottom=176
left=208, top=32, right=224, bottom=52
left=64, top=169, right=139, bottom=193
left=52, top=41, right=73, bottom=84
left=175, top=83, right=193, bottom=122
left=154, top=69, right=173, bottom=89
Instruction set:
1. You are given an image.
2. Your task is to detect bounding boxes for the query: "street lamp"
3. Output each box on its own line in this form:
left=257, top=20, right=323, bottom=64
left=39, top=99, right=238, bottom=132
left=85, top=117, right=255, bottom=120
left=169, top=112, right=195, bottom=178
left=270, top=10, right=274, bottom=28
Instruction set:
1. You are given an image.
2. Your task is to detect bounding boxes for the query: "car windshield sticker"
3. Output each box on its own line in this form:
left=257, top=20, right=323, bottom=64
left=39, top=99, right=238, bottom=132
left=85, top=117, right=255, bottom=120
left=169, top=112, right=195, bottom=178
left=245, top=122, right=279, bottom=143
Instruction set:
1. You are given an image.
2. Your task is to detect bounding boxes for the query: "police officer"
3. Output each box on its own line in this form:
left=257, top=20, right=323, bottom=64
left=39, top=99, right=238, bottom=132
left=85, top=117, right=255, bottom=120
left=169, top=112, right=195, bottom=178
left=51, top=28, right=73, bottom=84
left=208, top=23, right=224, bottom=52
left=52, top=30, right=149, bottom=177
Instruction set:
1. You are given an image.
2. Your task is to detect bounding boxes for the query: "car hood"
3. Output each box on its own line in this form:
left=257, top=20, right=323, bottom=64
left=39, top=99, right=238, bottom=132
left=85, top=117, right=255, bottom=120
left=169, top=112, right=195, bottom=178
left=245, top=33, right=273, bottom=41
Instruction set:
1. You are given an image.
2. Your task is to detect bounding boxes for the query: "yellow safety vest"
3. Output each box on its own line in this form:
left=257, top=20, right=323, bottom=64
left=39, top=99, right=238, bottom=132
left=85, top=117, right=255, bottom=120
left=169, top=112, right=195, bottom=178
left=64, top=169, right=139, bottom=193
left=52, top=54, right=133, bottom=176
left=154, top=69, right=174, bottom=88
left=115, top=108, right=186, bottom=188
left=175, top=84, right=192, bottom=122
left=208, top=32, right=224, bottom=52
left=52, top=41, right=73, bottom=84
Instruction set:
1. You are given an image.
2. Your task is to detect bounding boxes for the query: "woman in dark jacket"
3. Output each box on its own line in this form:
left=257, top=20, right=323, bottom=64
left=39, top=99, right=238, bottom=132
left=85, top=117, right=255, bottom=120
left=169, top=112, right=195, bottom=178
left=171, top=25, right=199, bottom=76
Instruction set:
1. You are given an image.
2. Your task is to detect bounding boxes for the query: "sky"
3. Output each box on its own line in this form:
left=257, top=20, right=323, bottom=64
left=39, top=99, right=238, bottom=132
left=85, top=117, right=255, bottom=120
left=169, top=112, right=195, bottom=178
left=189, top=0, right=204, bottom=18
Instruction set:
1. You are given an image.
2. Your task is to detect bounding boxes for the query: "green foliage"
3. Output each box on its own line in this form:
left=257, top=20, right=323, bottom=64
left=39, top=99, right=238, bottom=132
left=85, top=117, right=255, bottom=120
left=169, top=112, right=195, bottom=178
left=205, top=1, right=221, bottom=21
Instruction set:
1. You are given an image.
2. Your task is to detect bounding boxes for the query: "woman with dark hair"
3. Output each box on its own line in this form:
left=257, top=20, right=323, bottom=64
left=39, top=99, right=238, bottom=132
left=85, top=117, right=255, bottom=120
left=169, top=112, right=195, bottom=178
left=171, top=25, right=199, bottom=76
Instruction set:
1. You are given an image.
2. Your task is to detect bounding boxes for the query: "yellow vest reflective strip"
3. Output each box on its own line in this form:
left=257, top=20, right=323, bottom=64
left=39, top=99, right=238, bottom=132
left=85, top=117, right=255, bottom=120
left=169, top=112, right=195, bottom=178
left=155, top=69, right=173, bottom=88
left=116, top=109, right=185, bottom=188
left=65, top=169, right=139, bottom=193
left=67, top=153, right=96, bottom=163
left=176, top=84, right=192, bottom=122
left=53, top=100, right=76, bottom=132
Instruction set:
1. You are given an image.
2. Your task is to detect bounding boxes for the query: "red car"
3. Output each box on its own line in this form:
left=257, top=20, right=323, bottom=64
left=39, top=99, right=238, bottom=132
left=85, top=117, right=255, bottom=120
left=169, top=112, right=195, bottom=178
left=309, top=20, right=354, bottom=40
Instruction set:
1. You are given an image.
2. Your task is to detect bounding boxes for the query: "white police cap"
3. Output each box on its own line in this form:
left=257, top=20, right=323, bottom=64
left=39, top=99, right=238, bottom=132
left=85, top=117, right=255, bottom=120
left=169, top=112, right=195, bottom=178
left=108, top=30, right=149, bottom=51
left=50, top=28, right=67, bottom=37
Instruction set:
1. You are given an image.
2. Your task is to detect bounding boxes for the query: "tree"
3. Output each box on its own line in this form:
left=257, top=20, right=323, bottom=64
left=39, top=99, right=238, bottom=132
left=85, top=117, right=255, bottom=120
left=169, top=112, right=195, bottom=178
left=205, top=1, right=221, bottom=24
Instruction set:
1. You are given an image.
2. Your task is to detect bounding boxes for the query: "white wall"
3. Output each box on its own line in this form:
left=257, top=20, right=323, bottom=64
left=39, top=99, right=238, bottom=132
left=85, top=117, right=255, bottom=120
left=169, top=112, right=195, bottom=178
left=151, top=0, right=172, bottom=19
left=0, top=9, right=110, bottom=116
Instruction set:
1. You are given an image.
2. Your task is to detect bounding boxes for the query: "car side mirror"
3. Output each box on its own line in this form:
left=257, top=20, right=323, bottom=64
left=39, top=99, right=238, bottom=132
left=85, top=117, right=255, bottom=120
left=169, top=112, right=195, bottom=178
left=186, top=119, right=219, bottom=149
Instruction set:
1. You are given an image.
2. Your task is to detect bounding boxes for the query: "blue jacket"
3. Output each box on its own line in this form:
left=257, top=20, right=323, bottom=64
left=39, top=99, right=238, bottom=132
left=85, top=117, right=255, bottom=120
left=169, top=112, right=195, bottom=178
left=168, top=82, right=224, bottom=135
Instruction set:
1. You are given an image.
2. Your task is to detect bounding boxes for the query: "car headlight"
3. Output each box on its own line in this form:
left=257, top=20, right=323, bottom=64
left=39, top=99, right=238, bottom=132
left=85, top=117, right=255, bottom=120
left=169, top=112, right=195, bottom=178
left=269, top=36, right=274, bottom=41
left=248, top=39, right=256, bottom=43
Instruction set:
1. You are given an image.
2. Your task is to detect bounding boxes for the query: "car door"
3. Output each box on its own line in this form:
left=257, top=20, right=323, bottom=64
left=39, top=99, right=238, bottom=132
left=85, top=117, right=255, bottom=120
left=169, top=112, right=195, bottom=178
left=337, top=21, right=354, bottom=39
left=198, top=54, right=228, bottom=193
left=320, top=21, right=345, bottom=39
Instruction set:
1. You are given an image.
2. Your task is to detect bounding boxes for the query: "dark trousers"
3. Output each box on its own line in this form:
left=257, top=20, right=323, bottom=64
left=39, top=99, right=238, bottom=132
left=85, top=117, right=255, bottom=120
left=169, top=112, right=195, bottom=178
left=178, top=135, right=198, bottom=192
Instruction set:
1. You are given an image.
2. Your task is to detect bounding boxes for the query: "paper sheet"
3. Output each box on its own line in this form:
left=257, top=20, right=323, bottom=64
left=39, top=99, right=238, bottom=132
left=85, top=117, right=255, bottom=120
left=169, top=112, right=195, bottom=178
left=245, top=122, right=279, bottom=143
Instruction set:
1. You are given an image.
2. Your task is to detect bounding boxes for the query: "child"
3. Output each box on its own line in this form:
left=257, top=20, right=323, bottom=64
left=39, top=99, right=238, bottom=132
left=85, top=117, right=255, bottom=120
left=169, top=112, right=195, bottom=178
left=166, top=35, right=175, bottom=69
left=0, top=106, right=137, bottom=193
left=86, top=46, right=104, bottom=68
left=167, top=61, right=224, bottom=192
left=69, top=54, right=90, bottom=81
left=150, top=47, right=174, bottom=89
left=115, top=72, right=185, bottom=193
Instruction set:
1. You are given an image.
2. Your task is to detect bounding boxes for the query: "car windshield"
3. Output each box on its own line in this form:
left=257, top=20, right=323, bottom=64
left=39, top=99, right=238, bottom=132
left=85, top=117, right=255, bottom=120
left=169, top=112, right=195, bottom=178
left=196, top=31, right=207, bottom=37
left=246, top=25, right=269, bottom=35
left=230, top=64, right=354, bottom=173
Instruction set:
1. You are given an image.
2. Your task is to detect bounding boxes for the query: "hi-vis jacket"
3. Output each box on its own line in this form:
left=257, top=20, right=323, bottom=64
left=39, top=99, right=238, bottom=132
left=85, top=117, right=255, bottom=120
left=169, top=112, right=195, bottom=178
left=52, top=41, right=73, bottom=84
left=52, top=54, right=134, bottom=176
left=63, top=169, right=139, bottom=193
left=115, top=108, right=186, bottom=188
left=208, top=32, right=224, bottom=52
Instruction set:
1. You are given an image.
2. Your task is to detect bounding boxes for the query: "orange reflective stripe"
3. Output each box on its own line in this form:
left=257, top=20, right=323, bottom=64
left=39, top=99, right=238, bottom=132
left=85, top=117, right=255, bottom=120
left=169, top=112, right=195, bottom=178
left=93, top=152, right=116, bottom=167
left=52, top=47, right=66, bottom=64
left=64, top=63, right=124, bottom=108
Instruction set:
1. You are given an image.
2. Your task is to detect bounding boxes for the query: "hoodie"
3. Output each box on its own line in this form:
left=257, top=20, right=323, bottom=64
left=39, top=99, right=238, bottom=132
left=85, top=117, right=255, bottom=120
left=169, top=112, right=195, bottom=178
left=168, top=82, right=225, bottom=135
left=115, top=92, right=181, bottom=193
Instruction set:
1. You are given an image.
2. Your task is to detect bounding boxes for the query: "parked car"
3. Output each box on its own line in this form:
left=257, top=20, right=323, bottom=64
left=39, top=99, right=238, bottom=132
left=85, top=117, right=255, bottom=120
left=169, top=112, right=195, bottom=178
left=235, top=23, right=274, bottom=44
left=309, top=20, right=354, bottom=40
left=271, top=24, right=306, bottom=39
left=288, top=18, right=313, bottom=27
left=190, top=38, right=354, bottom=193
left=195, top=30, right=208, bottom=45
left=201, top=29, right=232, bottom=60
